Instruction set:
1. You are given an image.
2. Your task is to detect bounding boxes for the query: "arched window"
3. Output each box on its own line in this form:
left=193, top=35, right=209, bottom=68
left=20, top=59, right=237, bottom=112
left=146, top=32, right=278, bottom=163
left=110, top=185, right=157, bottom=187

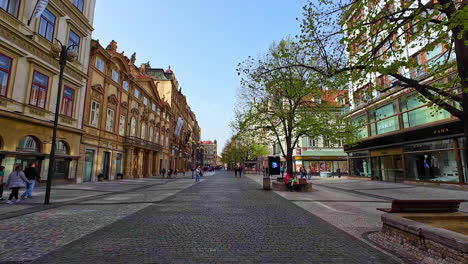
left=130, top=117, right=136, bottom=137
left=16, top=136, right=40, bottom=152
left=155, top=130, right=159, bottom=143
left=149, top=126, right=153, bottom=142
left=55, top=141, right=69, bottom=155
left=141, top=122, right=146, bottom=139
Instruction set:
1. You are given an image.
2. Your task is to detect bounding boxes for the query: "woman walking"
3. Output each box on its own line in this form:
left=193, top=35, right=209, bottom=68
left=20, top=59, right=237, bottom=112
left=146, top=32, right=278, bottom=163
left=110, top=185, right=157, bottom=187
left=195, top=166, right=201, bottom=182
left=5, top=164, right=30, bottom=204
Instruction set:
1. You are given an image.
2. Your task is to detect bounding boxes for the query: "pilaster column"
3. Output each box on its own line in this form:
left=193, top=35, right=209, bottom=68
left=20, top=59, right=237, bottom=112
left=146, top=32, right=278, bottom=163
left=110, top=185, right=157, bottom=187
left=147, top=151, right=153, bottom=177
left=124, top=147, right=134, bottom=179
left=137, top=149, right=144, bottom=178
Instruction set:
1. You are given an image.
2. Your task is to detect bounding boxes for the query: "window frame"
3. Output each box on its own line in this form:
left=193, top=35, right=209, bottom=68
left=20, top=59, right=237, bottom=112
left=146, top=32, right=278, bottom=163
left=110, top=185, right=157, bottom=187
left=38, top=8, right=56, bottom=42
left=95, top=57, right=105, bottom=72
left=105, top=108, right=114, bottom=132
left=122, top=80, right=129, bottom=91
left=0, top=0, right=20, bottom=17
left=29, top=70, right=49, bottom=109
left=133, top=88, right=140, bottom=99
left=111, top=69, right=119, bottom=83
left=60, top=85, right=75, bottom=117
left=68, top=29, right=80, bottom=54
left=89, top=100, right=100, bottom=127
left=72, top=0, right=84, bottom=12
left=118, top=114, right=126, bottom=136
left=143, top=96, right=148, bottom=105
left=0, top=52, right=13, bottom=97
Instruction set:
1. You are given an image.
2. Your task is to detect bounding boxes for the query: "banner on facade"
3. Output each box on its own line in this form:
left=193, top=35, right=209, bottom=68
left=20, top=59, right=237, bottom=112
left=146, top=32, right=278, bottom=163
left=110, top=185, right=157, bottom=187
left=174, top=117, right=184, bottom=136
left=28, top=0, right=49, bottom=25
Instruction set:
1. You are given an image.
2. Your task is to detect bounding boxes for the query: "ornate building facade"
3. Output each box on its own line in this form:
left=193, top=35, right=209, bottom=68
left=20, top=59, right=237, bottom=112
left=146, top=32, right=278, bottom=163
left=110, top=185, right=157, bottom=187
left=80, top=40, right=171, bottom=181
left=0, top=0, right=95, bottom=183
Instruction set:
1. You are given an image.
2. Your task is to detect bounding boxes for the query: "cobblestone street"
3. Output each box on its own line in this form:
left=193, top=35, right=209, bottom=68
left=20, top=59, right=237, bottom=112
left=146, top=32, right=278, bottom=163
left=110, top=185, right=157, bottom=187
left=0, top=171, right=402, bottom=263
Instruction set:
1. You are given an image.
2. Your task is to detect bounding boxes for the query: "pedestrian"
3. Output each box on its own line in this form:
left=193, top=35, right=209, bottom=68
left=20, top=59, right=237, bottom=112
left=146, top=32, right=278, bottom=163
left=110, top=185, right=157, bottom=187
left=284, top=173, right=298, bottom=192
left=5, top=164, right=30, bottom=204
left=174, top=169, right=178, bottom=178
left=280, top=166, right=285, bottom=177
left=234, top=166, right=238, bottom=177
left=0, top=166, right=4, bottom=200
left=238, top=166, right=243, bottom=178
left=21, top=163, right=40, bottom=199
left=195, top=166, right=201, bottom=182
left=336, top=168, right=341, bottom=178
left=168, top=169, right=172, bottom=178
left=307, top=168, right=312, bottom=180
left=161, top=168, right=166, bottom=178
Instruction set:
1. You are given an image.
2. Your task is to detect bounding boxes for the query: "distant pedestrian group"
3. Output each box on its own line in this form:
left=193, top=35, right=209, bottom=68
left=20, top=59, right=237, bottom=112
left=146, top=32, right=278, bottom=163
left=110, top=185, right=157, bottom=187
left=1, top=163, right=40, bottom=204
left=234, top=165, right=243, bottom=178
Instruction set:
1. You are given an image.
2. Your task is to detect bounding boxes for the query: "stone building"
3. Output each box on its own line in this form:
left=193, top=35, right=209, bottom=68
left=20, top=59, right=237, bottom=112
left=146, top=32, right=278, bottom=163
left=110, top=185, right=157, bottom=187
left=0, top=0, right=95, bottom=183
left=81, top=40, right=170, bottom=181
left=201, top=140, right=217, bottom=166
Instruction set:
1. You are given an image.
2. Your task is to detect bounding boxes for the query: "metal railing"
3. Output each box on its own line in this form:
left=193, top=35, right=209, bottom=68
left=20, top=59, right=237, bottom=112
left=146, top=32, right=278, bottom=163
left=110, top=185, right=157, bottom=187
left=124, top=136, right=163, bottom=151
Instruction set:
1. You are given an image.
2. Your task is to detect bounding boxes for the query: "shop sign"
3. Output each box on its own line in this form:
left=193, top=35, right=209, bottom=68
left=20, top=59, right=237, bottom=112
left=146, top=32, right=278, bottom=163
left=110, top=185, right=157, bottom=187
left=433, top=128, right=449, bottom=135
left=370, top=147, right=403, bottom=157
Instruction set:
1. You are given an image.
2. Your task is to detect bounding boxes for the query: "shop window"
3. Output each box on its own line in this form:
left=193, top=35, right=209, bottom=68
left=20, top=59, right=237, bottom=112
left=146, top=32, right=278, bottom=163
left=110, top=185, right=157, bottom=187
left=68, top=30, right=80, bottom=53
left=90, top=100, right=100, bottom=127
left=29, top=71, right=49, bottom=108
left=38, top=9, right=56, bottom=42
left=95, top=57, right=104, bottom=72
left=16, top=136, right=40, bottom=152
left=55, top=141, right=69, bottom=155
left=111, top=69, right=119, bottom=82
left=122, top=81, right=128, bottom=91
left=72, top=0, right=84, bottom=12
left=130, top=117, right=136, bottom=137
left=105, top=108, right=114, bottom=132
left=405, top=149, right=459, bottom=183
left=141, top=122, right=146, bottom=139
left=61, top=86, right=74, bottom=117
left=118, top=115, right=125, bottom=136
left=400, top=95, right=450, bottom=128
left=0, top=53, right=12, bottom=97
left=349, top=157, right=370, bottom=177
left=0, top=0, right=20, bottom=17
left=369, top=102, right=399, bottom=136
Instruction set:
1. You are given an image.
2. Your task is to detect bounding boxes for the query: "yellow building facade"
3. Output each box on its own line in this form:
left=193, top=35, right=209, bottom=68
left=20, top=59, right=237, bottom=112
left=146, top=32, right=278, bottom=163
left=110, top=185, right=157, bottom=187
left=0, top=0, right=95, bottom=183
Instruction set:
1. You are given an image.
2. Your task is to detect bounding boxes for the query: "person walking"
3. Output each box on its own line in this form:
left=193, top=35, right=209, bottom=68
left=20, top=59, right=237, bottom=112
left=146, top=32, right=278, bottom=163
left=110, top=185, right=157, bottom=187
left=161, top=168, right=166, bottom=178
left=5, top=164, right=30, bottom=204
left=21, top=163, right=40, bottom=199
left=234, top=166, right=238, bottom=177
left=238, top=166, right=243, bottom=178
left=195, top=166, right=201, bottom=182
left=307, top=168, right=312, bottom=180
left=280, top=166, right=285, bottom=177
left=0, top=166, right=4, bottom=200
left=299, top=167, right=306, bottom=179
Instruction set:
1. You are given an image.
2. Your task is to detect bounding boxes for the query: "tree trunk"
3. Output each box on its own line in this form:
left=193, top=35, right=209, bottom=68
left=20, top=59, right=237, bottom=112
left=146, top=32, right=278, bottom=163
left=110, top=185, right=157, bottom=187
left=285, top=136, right=294, bottom=175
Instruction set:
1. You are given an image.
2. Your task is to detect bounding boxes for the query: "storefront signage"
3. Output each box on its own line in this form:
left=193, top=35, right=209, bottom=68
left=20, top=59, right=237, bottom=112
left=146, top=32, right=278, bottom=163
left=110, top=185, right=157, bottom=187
left=370, top=148, right=403, bottom=157
left=433, top=128, right=449, bottom=135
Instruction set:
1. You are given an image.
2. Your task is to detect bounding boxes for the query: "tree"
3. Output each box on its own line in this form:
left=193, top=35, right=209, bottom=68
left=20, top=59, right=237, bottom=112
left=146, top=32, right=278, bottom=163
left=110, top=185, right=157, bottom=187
left=295, top=0, right=468, bottom=162
left=220, top=135, right=269, bottom=168
left=236, top=39, right=356, bottom=175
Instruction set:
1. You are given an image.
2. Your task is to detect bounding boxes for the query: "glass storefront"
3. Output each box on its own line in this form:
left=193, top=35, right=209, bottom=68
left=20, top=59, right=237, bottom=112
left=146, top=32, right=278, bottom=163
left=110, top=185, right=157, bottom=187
left=349, top=151, right=370, bottom=177
left=400, top=95, right=450, bottom=128
left=369, top=102, right=399, bottom=136
left=296, top=159, right=348, bottom=175
left=405, top=150, right=458, bottom=182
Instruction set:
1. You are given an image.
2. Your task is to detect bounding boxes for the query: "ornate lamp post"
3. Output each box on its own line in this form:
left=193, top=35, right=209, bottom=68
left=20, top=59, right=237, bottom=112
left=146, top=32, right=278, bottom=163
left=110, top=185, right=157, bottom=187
left=44, top=39, right=77, bottom=205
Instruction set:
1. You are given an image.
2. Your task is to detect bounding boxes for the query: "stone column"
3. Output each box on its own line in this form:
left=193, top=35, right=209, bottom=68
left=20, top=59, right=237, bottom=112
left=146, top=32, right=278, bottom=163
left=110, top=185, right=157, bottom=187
left=136, top=149, right=144, bottom=178
left=124, top=147, right=134, bottom=179
left=147, top=151, right=153, bottom=177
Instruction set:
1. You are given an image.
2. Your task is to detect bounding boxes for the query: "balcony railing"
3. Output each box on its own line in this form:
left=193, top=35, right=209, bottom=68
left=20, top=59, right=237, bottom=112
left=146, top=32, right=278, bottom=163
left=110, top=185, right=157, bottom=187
left=124, top=136, right=163, bottom=151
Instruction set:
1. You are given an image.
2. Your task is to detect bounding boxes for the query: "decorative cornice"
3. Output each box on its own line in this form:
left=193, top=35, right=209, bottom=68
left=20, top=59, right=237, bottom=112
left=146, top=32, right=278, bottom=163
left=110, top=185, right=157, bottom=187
left=107, top=94, right=119, bottom=105
left=130, top=108, right=139, bottom=115
left=91, top=84, right=104, bottom=94
left=120, top=101, right=128, bottom=109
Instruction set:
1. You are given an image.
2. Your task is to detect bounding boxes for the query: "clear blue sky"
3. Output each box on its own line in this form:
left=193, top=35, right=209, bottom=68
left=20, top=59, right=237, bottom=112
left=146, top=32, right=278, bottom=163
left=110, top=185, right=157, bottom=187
left=93, top=0, right=307, bottom=152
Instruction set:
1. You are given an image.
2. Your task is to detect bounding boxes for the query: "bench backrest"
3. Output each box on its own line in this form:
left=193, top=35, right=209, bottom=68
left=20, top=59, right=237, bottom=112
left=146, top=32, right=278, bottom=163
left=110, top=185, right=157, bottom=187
left=389, top=200, right=466, bottom=213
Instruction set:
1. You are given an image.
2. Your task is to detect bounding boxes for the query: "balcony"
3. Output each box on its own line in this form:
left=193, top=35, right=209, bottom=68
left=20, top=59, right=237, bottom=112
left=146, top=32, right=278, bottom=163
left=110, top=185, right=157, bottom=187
left=124, top=136, right=163, bottom=151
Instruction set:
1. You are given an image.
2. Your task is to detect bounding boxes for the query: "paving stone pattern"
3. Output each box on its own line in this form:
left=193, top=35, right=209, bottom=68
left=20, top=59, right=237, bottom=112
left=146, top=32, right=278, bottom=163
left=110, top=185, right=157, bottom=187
left=32, top=171, right=400, bottom=264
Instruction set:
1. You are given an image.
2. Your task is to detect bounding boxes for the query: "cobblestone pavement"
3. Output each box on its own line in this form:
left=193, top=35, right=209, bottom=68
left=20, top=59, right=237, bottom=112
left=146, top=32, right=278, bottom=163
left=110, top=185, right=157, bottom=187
left=27, top=171, right=399, bottom=264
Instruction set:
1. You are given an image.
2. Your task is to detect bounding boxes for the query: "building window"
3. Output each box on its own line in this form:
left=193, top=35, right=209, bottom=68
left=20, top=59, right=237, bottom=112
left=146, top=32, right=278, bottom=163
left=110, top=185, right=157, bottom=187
left=143, top=97, right=148, bottom=105
left=111, top=69, right=119, bottom=82
left=149, top=127, right=153, bottom=142
left=0, top=0, right=19, bottom=17
left=369, top=102, right=399, bottom=136
left=106, top=108, right=114, bottom=132
left=38, top=9, right=56, bottom=42
left=16, top=136, right=40, bottom=152
left=308, top=137, right=316, bottom=147
left=151, top=103, right=156, bottom=111
left=155, top=131, right=159, bottom=143
left=130, top=117, right=136, bottom=136
left=72, top=0, right=84, bottom=12
left=141, top=122, right=146, bottom=139
left=400, top=95, right=450, bottom=128
left=61, top=86, right=74, bottom=117
left=122, top=81, right=128, bottom=91
left=133, top=88, right=139, bottom=98
left=119, top=115, right=125, bottom=136
left=55, top=140, right=69, bottom=155
left=68, top=30, right=80, bottom=53
left=95, top=57, right=104, bottom=72
left=90, top=100, right=100, bottom=127
left=353, top=115, right=368, bottom=138
left=29, top=71, right=49, bottom=108
left=0, top=53, right=12, bottom=97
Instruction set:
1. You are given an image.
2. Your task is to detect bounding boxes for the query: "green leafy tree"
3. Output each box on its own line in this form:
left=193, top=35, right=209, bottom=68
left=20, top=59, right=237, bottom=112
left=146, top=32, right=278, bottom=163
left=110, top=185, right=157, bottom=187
left=237, top=39, right=357, bottom=175
left=296, top=0, right=468, bottom=161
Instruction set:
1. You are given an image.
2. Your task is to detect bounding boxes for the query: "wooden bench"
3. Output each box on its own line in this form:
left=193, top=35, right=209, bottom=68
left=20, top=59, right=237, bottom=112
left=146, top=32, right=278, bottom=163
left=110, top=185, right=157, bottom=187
left=377, top=200, right=466, bottom=213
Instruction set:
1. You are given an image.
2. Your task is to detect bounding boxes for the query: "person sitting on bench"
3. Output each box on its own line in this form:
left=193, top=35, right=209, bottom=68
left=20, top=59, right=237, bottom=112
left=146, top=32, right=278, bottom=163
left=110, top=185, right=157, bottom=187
left=284, top=173, right=298, bottom=192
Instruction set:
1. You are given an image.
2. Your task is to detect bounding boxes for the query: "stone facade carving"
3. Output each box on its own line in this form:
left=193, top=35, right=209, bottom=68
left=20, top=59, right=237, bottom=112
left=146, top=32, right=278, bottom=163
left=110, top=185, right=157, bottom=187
left=130, top=52, right=136, bottom=65
left=106, top=40, right=118, bottom=52
left=107, top=94, right=119, bottom=105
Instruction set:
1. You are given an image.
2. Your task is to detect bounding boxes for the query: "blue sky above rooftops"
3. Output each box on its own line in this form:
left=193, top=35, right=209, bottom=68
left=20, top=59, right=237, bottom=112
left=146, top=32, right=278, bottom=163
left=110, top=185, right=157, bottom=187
left=93, top=0, right=307, bottom=153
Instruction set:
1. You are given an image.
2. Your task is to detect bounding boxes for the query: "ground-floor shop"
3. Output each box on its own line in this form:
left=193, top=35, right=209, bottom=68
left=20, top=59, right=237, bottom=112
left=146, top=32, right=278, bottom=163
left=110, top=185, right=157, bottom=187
left=346, top=121, right=467, bottom=184
left=0, top=116, right=81, bottom=184
left=293, top=156, right=348, bottom=176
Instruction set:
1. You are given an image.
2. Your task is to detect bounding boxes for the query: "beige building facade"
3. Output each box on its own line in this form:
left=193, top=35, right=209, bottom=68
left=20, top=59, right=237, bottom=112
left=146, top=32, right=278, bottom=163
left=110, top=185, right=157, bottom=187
left=0, top=0, right=95, bottom=183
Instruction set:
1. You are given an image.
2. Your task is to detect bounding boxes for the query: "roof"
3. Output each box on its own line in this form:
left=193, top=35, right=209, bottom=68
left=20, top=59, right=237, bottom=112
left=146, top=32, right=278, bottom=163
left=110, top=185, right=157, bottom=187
left=201, top=141, right=215, bottom=144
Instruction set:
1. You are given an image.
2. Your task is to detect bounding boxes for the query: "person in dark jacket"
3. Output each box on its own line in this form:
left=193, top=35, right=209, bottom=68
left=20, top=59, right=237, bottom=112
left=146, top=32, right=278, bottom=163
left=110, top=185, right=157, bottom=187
left=21, top=163, right=40, bottom=199
left=0, top=166, right=4, bottom=201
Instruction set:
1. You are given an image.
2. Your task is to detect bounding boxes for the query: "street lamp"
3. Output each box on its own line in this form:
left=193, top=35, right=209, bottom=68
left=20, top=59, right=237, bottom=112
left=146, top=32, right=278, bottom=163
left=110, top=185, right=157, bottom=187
left=44, top=39, right=77, bottom=205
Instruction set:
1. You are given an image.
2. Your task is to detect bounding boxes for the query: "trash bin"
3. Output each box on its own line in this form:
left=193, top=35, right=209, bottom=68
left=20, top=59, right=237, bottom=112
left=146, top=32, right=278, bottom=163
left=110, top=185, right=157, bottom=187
left=263, top=175, right=271, bottom=190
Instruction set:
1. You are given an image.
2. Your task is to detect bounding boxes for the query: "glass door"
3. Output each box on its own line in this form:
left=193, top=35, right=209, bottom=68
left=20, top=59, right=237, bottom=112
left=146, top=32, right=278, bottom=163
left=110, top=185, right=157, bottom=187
left=115, top=153, right=122, bottom=177
left=84, top=150, right=94, bottom=182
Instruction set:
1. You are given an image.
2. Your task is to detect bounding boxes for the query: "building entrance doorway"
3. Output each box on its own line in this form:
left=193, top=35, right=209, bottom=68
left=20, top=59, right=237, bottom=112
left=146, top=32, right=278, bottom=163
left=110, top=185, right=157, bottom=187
left=102, top=151, right=110, bottom=180
left=84, top=150, right=94, bottom=182
left=371, top=155, right=404, bottom=182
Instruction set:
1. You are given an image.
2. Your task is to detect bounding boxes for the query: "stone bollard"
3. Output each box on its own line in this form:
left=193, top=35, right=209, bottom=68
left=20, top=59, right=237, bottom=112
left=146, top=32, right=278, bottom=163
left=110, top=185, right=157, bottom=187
left=263, top=175, right=271, bottom=190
